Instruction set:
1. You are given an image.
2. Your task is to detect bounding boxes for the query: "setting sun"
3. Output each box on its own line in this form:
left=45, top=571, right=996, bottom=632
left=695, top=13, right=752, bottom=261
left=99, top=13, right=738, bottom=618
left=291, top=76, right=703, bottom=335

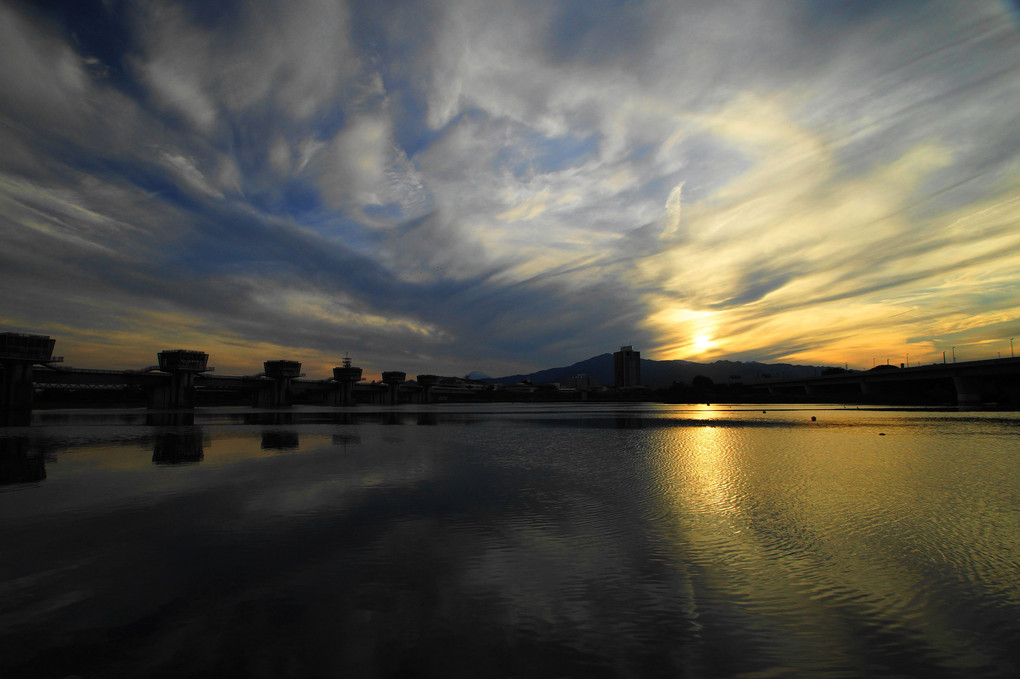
left=693, top=335, right=714, bottom=353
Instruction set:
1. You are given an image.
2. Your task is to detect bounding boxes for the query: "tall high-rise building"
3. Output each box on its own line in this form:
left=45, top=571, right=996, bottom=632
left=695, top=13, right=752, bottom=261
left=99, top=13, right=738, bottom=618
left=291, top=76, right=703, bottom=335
left=613, top=345, right=641, bottom=388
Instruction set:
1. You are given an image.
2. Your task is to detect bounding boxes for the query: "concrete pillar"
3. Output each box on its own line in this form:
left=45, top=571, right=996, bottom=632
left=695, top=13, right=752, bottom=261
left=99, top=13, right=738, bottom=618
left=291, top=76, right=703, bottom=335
left=381, top=371, right=406, bottom=405
left=1001, top=382, right=1020, bottom=408
left=255, top=360, right=301, bottom=408
left=149, top=350, right=209, bottom=409
left=859, top=378, right=876, bottom=397
left=416, top=374, right=439, bottom=404
left=329, top=362, right=363, bottom=407
left=952, top=375, right=984, bottom=406
left=1, top=333, right=60, bottom=425
left=0, top=361, right=35, bottom=415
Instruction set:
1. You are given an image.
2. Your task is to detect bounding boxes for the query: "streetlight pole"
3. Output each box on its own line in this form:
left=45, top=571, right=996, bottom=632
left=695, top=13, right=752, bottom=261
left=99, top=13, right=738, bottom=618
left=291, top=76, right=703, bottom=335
left=952, top=346, right=956, bottom=363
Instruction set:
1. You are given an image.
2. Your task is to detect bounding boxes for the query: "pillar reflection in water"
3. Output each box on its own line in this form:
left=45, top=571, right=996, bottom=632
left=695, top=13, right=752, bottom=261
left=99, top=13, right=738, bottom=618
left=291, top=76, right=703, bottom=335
left=152, top=429, right=205, bottom=465
left=0, top=436, right=46, bottom=484
left=261, top=430, right=300, bottom=452
left=331, top=433, right=360, bottom=450
left=0, top=410, right=31, bottom=427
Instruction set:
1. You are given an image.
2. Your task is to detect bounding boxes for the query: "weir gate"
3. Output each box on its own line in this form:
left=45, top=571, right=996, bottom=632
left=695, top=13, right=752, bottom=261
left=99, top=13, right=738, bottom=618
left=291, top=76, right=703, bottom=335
left=1, top=332, right=461, bottom=424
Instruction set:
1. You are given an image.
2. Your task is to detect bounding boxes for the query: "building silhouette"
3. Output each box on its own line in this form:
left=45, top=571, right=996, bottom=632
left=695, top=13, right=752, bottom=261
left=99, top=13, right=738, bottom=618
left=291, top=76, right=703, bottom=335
left=613, top=345, right=641, bottom=388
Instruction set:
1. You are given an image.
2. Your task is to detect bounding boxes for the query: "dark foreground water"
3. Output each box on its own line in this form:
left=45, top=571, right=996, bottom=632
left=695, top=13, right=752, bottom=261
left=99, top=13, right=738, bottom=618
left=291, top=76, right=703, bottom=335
left=2, top=403, right=1019, bottom=678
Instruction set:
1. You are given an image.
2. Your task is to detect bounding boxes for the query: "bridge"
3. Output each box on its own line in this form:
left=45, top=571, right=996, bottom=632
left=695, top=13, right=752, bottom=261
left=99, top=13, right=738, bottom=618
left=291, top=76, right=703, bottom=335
left=747, top=357, right=1020, bottom=406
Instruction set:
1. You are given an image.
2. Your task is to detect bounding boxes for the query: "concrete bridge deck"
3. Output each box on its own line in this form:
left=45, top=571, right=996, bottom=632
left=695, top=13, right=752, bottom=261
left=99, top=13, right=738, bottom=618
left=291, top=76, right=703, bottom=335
left=748, top=356, right=1020, bottom=405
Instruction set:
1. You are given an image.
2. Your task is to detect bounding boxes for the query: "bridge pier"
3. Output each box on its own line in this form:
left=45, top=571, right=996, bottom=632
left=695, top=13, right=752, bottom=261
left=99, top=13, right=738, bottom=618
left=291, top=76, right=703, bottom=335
left=952, top=375, right=984, bottom=406
left=1, top=333, right=61, bottom=425
left=1, top=361, right=34, bottom=424
left=859, top=378, right=879, bottom=400
left=148, top=350, right=210, bottom=409
left=416, top=374, right=439, bottom=404
left=381, top=371, right=406, bottom=405
left=254, top=360, right=301, bottom=408
left=327, top=356, right=363, bottom=407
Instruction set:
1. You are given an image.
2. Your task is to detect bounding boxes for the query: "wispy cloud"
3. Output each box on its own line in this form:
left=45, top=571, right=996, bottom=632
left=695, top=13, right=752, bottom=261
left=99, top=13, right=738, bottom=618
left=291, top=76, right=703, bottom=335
left=1, top=0, right=1018, bottom=377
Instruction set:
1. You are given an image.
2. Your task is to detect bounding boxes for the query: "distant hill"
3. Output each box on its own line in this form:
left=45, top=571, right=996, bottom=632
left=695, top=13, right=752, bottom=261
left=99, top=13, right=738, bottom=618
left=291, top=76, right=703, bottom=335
left=485, top=353, right=831, bottom=389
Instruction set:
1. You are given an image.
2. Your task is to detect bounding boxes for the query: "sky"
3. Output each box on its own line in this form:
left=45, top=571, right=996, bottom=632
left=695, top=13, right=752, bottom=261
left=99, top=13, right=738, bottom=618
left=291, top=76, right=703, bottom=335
left=2, top=0, right=1019, bottom=380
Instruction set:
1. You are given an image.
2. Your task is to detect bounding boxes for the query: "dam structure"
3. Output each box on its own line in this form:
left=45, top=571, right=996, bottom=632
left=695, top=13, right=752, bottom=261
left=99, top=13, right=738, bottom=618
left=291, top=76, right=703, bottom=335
left=4, top=330, right=494, bottom=424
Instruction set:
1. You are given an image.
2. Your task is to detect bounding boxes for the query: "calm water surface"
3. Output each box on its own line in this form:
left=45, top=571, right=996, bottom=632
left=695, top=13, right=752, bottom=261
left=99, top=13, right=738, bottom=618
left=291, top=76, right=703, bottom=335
left=2, top=403, right=1019, bottom=678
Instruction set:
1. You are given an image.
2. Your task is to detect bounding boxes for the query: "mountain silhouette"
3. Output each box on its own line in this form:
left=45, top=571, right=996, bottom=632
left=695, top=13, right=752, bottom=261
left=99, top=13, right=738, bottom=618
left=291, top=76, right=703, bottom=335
left=485, top=353, right=830, bottom=388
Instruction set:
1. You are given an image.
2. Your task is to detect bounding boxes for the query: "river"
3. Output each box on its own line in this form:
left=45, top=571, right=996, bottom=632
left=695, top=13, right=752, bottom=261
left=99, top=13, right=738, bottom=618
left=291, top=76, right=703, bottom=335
left=2, top=403, right=1018, bottom=678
